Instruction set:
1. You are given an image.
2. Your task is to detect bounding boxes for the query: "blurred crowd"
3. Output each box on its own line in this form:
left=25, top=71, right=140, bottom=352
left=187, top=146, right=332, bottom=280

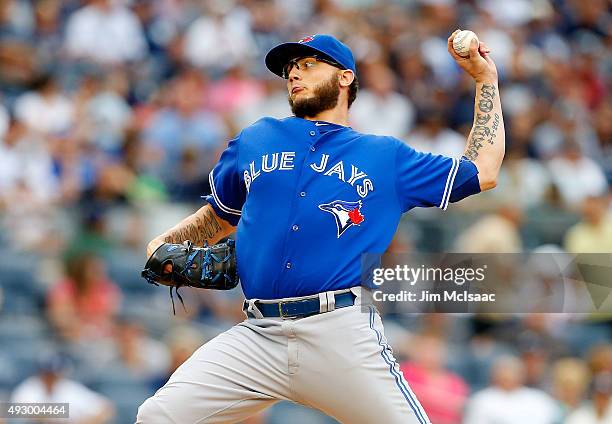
left=0, top=0, right=610, bottom=422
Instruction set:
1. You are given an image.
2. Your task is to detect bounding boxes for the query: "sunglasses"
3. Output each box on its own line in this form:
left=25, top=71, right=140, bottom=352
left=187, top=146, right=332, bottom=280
left=282, top=55, right=344, bottom=79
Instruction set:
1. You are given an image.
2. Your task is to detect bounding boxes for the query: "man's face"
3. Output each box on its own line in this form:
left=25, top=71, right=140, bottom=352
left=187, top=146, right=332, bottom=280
left=286, top=57, right=341, bottom=118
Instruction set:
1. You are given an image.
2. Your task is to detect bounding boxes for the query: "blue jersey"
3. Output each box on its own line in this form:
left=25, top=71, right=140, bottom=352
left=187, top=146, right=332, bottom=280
left=205, top=117, right=479, bottom=300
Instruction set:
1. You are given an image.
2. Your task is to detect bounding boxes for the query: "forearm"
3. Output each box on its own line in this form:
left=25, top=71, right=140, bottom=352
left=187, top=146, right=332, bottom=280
left=464, top=79, right=505, bottom=190
left=151, top=203, right=235, bottom=251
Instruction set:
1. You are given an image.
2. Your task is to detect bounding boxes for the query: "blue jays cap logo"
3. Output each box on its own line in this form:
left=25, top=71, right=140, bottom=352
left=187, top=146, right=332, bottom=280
left=298, top=35, right=315, bottom=43
left=319, top=199, right=365, bottom=238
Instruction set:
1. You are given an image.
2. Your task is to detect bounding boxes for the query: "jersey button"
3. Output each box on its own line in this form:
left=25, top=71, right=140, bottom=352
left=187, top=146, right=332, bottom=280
left=292, top=224, right=299, bottom=231
left=286, top=262, right=292, bottom=269
left=309, top=131, right=316, bottom=136
left=300, top=191, right=306, bottom=197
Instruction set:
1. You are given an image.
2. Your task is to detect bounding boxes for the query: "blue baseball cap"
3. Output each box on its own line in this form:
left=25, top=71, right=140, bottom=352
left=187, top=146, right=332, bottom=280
left=265, top=34, right=356, bottom=79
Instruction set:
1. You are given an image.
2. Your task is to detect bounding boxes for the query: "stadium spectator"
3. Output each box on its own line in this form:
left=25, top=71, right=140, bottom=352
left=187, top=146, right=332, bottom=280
left=493, top=149, right=553, bottom=209
left=64, top=0, right=147, bottom=65
left=31, top=0, right=64, bottom=69
left=182, top=1, right=257, bottom=71
left=407, top=109, right=465, bottom=158
left=588, top=344, right=612, bottom=375
left=0, top=117, right=57, bottom=207
left=0, top=118, right=59, bottom=251
left=517, top=332, right=553, bottom=389
left=83, top=70, right=133, bottom=152
left=47, top=253, right=121, bottom=341
left=551, top=358, right=591, bottom=418
left=207, top=64, right=265, bottom=116
left=464, top=355, right=561, bottom=424
left=564, top=195, right=612, bottom=253
left=454, top=205, right=523, bottom=253
left=565, top=371, right=612, bottom=424
left=11, top=352, right=115, bottom=423
left=141, top=69, right=227, bottom=185
left=548, top=140, right=608, bottom=209
left=233, top=77, right=291, bottom=128
left=401, top=333, right=469, bottom=424
left=350, top=62, right=415, bottom=138
left=108, top=320, right=170, bottom=381
left=13, top=73, right=74, bottom=136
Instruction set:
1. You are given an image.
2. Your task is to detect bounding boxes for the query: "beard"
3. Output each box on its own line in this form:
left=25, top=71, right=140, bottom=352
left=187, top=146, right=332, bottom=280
left=289, top=73, right=340, bottom=118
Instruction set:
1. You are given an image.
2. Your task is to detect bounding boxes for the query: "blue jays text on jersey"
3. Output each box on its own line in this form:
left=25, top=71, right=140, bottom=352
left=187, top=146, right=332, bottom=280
left=204, top=116, right=480, bottom=300
left=244, top=151, right=374, bottom=198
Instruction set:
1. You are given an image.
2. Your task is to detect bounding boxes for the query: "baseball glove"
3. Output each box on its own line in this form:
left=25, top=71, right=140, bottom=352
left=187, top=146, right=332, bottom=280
left=141, top=239, right=238, bottom=313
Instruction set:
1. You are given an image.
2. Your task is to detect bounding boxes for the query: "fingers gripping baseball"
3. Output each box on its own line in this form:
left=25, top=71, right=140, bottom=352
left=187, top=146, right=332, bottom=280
left=448, top=29, right=498, bottom=83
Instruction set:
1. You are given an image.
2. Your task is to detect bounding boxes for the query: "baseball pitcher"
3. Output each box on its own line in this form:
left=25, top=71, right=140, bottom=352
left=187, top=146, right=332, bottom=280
left=137, top=30, right=504, bottom=423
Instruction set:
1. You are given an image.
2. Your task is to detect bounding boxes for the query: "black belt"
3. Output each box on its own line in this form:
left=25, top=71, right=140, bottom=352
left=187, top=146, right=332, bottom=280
left=244, top=291, right=356, bottom=319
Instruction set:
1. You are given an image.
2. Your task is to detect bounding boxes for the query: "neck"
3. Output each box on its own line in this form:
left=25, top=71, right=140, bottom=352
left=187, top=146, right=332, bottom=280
left=304, top=104, right=349, bottom=127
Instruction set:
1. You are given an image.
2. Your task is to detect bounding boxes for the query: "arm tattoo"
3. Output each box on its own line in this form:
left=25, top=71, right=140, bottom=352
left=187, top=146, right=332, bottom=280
left=480, top=84, right=496, bottom=99
left=477, top=83, right=495, bottom=113
left=465, top=84, right=498, bottom=160
left=163, top=209, right=223, bottom=247
left=478, top=99, right=493, bottom=113
left=489, top=113, right=500, bottom=145
left=475, top=113, right=491, bottom=126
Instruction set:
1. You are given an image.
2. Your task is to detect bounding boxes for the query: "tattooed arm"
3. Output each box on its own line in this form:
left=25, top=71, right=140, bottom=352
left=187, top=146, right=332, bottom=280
left=464, top=81, right=505, bottom=189
left=146, top=203, right=236, bottom=257
left=447, top=30, right=505, bottom=191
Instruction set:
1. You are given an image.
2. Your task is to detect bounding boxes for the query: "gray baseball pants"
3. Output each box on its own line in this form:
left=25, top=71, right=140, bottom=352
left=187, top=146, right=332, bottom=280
left=136, top=288, right=430, bottom=424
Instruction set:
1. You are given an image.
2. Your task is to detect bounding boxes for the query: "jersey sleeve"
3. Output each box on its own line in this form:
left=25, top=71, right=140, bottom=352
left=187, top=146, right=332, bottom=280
left=395, top=142, right=480, bottom=212
left=203, top=135, right=245, bottom=226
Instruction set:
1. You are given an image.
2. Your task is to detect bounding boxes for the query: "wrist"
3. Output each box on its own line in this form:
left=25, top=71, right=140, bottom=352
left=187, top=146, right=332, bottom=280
left=149, top=236, right=164, bottom=246
left=147, top=238, right=165, bottom=255
left=475, top=75, right=498, bottom=84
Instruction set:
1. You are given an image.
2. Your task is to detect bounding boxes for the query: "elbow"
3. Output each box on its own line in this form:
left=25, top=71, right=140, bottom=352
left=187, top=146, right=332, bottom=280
left=474, top=157, right=503, bottom=192
left=478, top=174, right=498, bottom=191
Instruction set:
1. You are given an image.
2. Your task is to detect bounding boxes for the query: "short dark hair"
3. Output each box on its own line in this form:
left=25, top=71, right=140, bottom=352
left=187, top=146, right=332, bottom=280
left=348, top=77, right=359, bottom=108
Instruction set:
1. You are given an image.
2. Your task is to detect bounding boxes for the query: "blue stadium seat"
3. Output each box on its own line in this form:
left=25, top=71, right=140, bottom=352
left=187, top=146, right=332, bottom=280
left=0, top=315, right=47, bottom=342
left=0, top=266, right=40, bottom=294
left=92, top=371, right=154, bottom=424
left=0, top=336, right=58, bottom=391
left=0, top=250, right=45, bottom=309
left=104, top=384, right=152, bottom=424
left=106, top=249, right=150, bottom=295
left=0, top=350, right=20, bottom=392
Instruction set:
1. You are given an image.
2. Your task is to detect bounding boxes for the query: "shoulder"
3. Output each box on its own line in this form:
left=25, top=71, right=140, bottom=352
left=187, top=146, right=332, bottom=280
left=231, top=118, right=272, bottom=149
left=362, top=134, right=415, bottom=150
left=349, top=131, right=405, bottom=150
left=240, top=116, right=314, bottom=142
left=240, top=116, right=285, bottom=136
left=250, top=116, right=287, bottom=128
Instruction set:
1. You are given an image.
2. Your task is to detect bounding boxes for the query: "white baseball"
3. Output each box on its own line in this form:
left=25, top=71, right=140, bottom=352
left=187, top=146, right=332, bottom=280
left=452, top=30, right=479, bottom=58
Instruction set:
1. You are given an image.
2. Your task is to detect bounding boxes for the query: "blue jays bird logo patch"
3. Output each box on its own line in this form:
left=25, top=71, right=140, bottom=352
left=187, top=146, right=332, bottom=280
left=298, top=35, right=315, bottom=43
left=319, top=200, right=365, bottom=238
